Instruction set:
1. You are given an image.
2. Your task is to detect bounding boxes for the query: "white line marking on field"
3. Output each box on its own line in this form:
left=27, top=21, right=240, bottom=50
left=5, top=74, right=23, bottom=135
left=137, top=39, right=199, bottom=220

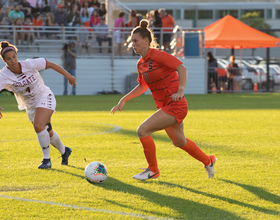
left=0, top=194, right=173, bottom=220
left=0, top=122, right=121, bottom=143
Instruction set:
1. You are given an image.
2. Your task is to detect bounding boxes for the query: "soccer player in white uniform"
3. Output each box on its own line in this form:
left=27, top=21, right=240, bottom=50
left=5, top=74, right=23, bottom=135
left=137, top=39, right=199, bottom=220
left=0, top=41, right=77, bottom=169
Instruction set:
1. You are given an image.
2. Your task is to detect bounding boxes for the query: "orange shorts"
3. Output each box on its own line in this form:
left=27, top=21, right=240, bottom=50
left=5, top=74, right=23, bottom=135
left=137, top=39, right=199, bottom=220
left=160, top=97, right=188, bottom=124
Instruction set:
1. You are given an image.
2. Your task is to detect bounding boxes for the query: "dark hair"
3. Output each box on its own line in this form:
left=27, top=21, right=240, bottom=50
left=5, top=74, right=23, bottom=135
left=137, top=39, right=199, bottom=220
left=132, top=19, right=158, bottom=48
left=130, top=9, right=136, bottom=17
left=207, top=51, right=215, bottom=63
left=0, top=41, right=18, bottom=59
left=119, top=11, right=125, bottom=18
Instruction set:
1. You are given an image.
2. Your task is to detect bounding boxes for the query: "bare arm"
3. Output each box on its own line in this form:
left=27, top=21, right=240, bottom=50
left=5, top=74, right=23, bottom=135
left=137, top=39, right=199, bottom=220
left=0, top=107, right=3, bottom=119
left=46, top=60, right=77, bottom=86
left=110, top=84, right=149, bottom=114
left=170, top=64, right=187, bottom=101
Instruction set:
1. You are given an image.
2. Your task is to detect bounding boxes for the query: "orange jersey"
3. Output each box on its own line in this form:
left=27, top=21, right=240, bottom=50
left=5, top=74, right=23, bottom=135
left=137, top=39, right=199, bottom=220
left=161, top=14, right=174, bottom=32
left=137, top=48, right=183, bottom=109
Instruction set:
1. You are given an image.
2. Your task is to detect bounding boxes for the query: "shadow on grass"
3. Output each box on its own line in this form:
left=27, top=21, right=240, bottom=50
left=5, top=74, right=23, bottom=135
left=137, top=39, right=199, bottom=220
left=47, top=166, right=241, bottom=219
left=94, top=177, right=243, bottom=220
left=156, top=180, right=280, bottom=217
left=220, top=179, right=280, bottom=205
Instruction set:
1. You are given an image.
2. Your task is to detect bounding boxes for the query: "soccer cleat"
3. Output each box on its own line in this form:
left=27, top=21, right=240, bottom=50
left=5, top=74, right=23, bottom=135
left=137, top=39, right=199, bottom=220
left=61, top=147, right=72, bottom=165
left=133, top=168, right=160, bottom=181
left=205, top=155, right=217, bottom=178
left=38, top=158, right=52, bottom=169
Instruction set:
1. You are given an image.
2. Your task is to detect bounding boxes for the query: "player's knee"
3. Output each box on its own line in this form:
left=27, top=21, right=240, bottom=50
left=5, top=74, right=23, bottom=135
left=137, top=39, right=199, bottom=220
left=136, top=125, right=147, bottom=138
left=33, top=123, right=45, bottom=133
left=172, top=139, right=186, bottom=148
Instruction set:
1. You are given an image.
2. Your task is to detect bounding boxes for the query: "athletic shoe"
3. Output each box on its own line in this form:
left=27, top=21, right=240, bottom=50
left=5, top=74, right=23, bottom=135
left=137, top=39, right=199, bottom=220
left=133, top=168, right=160, bottom=181
left=205, top=155, right=217, bottom=178
left=61, top=147, right=72, bottom=165
left=38, top=158, right=52, bottom=169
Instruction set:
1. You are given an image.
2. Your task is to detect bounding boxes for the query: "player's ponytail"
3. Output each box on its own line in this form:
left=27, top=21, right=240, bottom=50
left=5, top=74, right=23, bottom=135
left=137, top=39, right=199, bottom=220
left=132, top=19, right=159, bottom=48
left=0, top=41, right=18, bottom=59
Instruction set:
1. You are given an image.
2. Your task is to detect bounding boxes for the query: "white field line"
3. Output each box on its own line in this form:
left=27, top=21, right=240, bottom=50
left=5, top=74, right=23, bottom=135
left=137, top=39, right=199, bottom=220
left=0, top=194, right=174, bottom=220
left=0, top=121, right=121, bottom=143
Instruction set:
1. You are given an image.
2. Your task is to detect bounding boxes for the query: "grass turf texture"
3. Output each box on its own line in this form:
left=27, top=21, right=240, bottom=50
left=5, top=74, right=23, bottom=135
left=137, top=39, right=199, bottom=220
left=0, top=93, right=279, bottom=220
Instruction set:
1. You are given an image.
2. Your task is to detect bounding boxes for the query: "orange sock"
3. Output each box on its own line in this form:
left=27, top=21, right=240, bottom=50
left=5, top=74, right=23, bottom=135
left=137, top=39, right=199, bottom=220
left=139, top=136, right=158, bottom=173
left=180, top=138, right=210, bottom=166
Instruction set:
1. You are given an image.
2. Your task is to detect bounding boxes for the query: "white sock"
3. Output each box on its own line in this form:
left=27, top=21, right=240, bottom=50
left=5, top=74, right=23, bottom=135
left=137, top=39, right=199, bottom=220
left=37, top=129, right=50, bottom=159
left=50, top=131, right=65, bottom=155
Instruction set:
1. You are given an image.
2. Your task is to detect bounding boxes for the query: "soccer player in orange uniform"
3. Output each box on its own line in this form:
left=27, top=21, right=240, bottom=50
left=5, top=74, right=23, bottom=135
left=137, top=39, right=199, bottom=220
left=111, top=20, right=216, bottom=181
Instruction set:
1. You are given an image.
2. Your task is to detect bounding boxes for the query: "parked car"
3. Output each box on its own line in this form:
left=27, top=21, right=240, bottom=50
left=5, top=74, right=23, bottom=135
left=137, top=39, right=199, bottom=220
left=268, top=65, right=280, bottom=84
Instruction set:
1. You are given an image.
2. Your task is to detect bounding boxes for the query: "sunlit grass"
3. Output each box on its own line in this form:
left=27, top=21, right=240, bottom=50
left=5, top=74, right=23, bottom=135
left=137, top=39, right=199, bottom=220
left=0, top=94, right=279, bottom=219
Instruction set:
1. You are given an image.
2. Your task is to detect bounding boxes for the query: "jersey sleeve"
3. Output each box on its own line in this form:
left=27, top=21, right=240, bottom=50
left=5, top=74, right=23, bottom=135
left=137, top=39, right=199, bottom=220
left=0, top=73, right=7, bottom=91
left=136, top=60, right=148, bottom=87
left=154, top=50, right=182, bottom=71
left=26, top=58, right=47, bottom=72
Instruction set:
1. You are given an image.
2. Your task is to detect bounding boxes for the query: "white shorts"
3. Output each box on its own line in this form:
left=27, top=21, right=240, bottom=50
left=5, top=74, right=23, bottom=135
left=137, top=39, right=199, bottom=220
left=114, top=30, right=123, bottom=44
left=27, top=93, right=56, bottom=122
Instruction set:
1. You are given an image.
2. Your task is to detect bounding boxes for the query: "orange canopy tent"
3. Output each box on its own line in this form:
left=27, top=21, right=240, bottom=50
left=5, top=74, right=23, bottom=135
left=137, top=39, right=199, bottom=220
left=204, top=15, right=280, bottom=49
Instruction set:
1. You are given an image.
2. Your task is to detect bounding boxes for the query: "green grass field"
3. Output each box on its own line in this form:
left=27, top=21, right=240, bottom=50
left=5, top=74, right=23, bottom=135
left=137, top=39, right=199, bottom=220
left=0, top=93, right=279, bottom=220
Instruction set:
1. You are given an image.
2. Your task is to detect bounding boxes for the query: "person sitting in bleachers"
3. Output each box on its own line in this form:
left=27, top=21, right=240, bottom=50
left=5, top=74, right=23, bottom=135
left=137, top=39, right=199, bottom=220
left=5, top=0, right=17, bottom=17
left=22, top=16, right=35, bottom=45
left=76, top=22, right=91, bottom=56
left=8, top=3, right=25, bottom=25
left=32, top=12, right=43, bottom=39
left=89, top=9, right=99, bottom=27
left=45, top=11, right=57, bottom=39
left=67, top=4, right=80, bottom=28
left=54, top=4, right=68, bottom=28
left=95, top=16, right=111, bottom=53
left=13, top=18, right=24, bottom=44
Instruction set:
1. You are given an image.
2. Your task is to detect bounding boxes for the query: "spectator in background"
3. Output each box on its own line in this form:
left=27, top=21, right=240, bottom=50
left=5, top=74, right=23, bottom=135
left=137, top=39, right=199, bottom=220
left=80, top=6, right=90, bottom=25
left=97, top=2, right=106, bottom=17
left=207, top=51, right=219, bottom=92
left=45, top=11, right=57, bottom=39
left=113, top=11, right=125, bottom=56
left=151, top=10, right=162, bottom=45
left=127, top=9, right=138, bottom=29
left=227, top=55, right=242, bottom=92
left=89, top=9, right=99, bottom=27
left=91, top=0, right=99, bottom=9
left=95, top=16, right=111, bottom=53
left=22, top=16, right=35, bottom=45
left=127, top=9, right=138, bottom=56
left=27, top=0, right=38, bottom=14
left=54, top=4, right=68, bottom=28
left=37, top=0, right=51, bottom=15
left=61, top=41, right=77, bottom=95
left=0, top=5, right=7, bottom=25
left=80, top=0, right=93, bottom=18
left=13, top=18, right=24, bottom=44
left=146, top=11, right=152, bottom=27
left=5, top=0, right=17, bottom=17
left=76, top=22, right=91, bottom=56
left=8, top=4, right=25, bottom=24
left=67, top=4, right=81, bottom=28
left=159, top=8, right=174, bottom=53
left=20, top=0, right=32, bottom=17
left=32, top=12, right=43, bottom=39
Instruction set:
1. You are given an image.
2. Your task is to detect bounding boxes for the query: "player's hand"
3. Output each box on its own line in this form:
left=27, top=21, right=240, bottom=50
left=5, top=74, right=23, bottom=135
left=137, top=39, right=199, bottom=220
left=110, top=100, right=125, bottom=114
left=0, top=107, right=3, bottom=119
left=68, top=75, right=77, bottom=86
left=171, top=90, right=184, bottom=102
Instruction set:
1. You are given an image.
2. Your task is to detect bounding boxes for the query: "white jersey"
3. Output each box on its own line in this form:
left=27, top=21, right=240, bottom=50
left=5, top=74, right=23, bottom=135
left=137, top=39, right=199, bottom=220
left=0, top=58, right=52, bottom=111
